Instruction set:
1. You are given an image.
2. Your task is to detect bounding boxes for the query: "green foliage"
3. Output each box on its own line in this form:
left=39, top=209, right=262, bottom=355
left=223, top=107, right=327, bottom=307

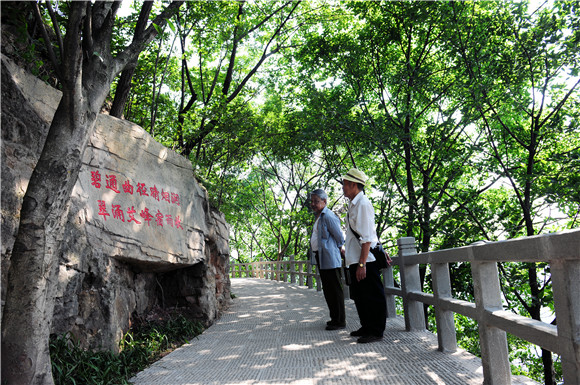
left=50, top=314, right=204, bottom=385
left=508, top=334, right=562, bottom=383
left=50, top=334, right=139, bottom=385
left=454, top=314, right=482, bottom=357
left=33, top=1, right=576, bottom=381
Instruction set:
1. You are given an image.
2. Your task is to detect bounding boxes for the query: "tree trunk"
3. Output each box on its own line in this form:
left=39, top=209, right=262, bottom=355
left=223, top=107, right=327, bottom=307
left=1, top=87, right=96, bottom=385
left=110, top=2, right=154, bottom=118
left=1, top=2, right=183, bottom=384
left=110, top=65, right=135, bottom=118
left=1, top=3, right=91, bottom=381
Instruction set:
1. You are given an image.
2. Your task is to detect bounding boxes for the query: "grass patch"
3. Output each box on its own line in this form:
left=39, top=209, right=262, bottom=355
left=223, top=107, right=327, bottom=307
left=50, top=310, right=204, bottom=385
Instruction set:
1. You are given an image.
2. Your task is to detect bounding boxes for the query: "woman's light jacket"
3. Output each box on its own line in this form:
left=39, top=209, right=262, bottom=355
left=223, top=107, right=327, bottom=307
left=310, top=206, right=345, bottom=270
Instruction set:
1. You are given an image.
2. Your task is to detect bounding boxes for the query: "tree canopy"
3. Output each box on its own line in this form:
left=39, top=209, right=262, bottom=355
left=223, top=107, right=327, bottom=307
left=2, top=1, right=578, bottom=384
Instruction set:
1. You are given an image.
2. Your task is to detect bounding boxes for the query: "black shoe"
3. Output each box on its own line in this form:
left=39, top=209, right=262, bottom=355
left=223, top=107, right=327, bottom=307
left=326, top=324, right=346, bottom=330
left=357, top=335, right=383, bottom=344
left=350, top=328, right=366, bottom=337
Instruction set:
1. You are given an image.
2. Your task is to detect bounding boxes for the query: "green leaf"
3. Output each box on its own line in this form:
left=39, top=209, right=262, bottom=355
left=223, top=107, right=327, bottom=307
left=167, top=18, right=176, bottom=33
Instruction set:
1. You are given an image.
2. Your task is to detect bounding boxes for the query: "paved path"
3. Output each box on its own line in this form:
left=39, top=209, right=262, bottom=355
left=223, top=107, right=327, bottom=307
left=131, top=278, right=537, bottom=385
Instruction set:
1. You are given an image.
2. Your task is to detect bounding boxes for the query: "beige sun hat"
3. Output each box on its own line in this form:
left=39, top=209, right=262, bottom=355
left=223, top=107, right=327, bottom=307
left=342, top=168, right=368, bottom=186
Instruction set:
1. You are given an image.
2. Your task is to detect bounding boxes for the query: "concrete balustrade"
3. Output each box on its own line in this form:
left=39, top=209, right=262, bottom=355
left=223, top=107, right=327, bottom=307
left=230, top=228, right=580, bottom=385
left=385, top=229, right=580, bottom=385
left=229, top=254, right=322, bottom=291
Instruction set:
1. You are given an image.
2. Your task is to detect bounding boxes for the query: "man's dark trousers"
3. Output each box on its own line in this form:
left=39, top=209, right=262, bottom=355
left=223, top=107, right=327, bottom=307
left=349, top=261, right=386, bottom=337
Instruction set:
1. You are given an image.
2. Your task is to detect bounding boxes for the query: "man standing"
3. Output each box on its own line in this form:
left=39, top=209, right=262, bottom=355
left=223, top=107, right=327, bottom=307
left=341, top=168, right=387, bottom=343
left=309, top=189, right=346, bottom=330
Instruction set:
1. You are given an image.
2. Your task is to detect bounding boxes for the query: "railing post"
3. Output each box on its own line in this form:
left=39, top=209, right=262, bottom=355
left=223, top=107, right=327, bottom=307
left=270, top=261, right=274, bottom=280
left=290, top=255, right=296, bottom=284
left=382, top=265, right=397, bottom=319
left=551, top=257, right=580, bottom=385
left=432, top=261, right=457, bottom=352
left=398, top=237, right=425, bottom=331
left=471, top=251, right=511, bottom=385
left=307, top=263, right=313, bottom=289
left=259, top=258, right=264, bottom=279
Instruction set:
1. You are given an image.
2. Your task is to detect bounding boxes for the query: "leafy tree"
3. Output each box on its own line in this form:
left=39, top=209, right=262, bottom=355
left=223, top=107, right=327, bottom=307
left=295, top=1, right=487, bottom=255
left=1, top=2, right=183, bottom=384
left=447, top=1, right=579, bottom=382
left=4, top=1, right=577, bottom=383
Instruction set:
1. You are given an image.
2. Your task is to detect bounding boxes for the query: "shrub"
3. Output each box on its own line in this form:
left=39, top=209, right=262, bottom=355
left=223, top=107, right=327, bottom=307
left=50, top=313, right=204, bottom=385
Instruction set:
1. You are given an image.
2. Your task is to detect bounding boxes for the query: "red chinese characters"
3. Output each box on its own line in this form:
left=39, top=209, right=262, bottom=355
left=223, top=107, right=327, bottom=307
left=171, top=193, right=181, bottom=206
left=123, top=180, right=134, bottom=195
left=161, top=190, right=170, bottom=204
left=140, top=207, right=153, bottom=226
left=136, top=183, right=149, bottom=197
left=112, top=204, right=125, bottom=222
left=150, top=185, right=160, bottom=201
left=89, top=167, right=184, bottom=232
left=91, top=171, right=102, bottom=188
left=97, top=200, right=110, bottom=220
left=126, top=206, right=141, bottom=224
left=106, top=175, right=120, bottom=193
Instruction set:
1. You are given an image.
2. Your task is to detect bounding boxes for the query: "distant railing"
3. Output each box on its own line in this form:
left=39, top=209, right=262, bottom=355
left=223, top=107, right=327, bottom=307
left=230, top=255, right=322, bottom=291
left=386, top=229, right=580, bottom=385
left=229, top=229, right=580, bottom=385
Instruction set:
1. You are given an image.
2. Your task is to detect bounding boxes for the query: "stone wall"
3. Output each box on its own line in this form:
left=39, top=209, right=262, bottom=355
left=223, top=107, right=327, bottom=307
left=1, top=54, right=231, bottom=351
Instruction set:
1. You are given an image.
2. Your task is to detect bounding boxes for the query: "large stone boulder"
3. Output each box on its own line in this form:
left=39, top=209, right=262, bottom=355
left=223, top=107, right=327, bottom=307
left=1, top=54, right=231, bottom=352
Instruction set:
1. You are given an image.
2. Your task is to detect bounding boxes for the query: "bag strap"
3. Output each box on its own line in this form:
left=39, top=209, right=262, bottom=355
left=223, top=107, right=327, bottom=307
left=346, top=213, right=360, bottom=239
left=347, top=213, right=379, bottom=246
left=347, top=214, right=392, bottom=266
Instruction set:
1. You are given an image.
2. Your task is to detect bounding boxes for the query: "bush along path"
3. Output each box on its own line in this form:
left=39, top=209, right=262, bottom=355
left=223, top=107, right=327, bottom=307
left=50, top=308, right=205, bottom=385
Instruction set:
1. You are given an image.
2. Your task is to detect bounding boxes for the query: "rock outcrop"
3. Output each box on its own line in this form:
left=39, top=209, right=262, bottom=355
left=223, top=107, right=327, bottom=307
left=1, top=54, right=231, bottom=352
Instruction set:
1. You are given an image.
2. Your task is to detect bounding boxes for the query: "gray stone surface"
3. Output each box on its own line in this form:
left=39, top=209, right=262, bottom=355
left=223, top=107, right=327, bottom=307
left=131, top=279, right=538, bottom=385
left=1, top=53, right=231, bottom=352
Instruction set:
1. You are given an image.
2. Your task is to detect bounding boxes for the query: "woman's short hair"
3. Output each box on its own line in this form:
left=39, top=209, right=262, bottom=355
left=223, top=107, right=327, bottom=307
left=311, top=189, right=328, bottom=201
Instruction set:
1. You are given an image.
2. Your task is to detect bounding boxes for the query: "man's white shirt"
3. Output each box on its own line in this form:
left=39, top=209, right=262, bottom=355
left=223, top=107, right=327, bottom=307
left=344, top=191, right=378, bottom=266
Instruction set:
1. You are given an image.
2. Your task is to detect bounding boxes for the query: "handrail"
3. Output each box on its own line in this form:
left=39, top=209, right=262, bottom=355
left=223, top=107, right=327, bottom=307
left=229, top=255, right=322, bottom=291
left=385, top=229, right=580, bottom=385
left=229, top=229, right=580, bottom=384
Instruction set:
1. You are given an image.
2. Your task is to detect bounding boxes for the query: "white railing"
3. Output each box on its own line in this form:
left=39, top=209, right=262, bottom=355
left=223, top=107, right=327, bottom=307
left=229, top=229, right=580, bottom=384
left=230, top=255, right=322, bottom=291
left=385, top=229, right=580, bottom=385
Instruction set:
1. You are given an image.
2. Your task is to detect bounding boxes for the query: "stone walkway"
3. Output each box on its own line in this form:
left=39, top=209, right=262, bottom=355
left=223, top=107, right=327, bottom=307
left=130, top=278, right=537, bottom=385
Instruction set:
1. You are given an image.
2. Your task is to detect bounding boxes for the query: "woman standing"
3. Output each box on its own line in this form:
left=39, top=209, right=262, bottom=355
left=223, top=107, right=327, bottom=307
left=309, top=189, right=346, bottom=330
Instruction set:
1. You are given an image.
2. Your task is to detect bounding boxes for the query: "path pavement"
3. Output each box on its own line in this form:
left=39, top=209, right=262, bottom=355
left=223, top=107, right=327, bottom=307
left=130, top=278, right=537, bottom=385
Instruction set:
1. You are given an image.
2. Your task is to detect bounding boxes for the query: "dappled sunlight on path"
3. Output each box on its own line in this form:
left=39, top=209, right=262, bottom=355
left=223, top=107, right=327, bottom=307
left=131, top=278, right=536, bottom=385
